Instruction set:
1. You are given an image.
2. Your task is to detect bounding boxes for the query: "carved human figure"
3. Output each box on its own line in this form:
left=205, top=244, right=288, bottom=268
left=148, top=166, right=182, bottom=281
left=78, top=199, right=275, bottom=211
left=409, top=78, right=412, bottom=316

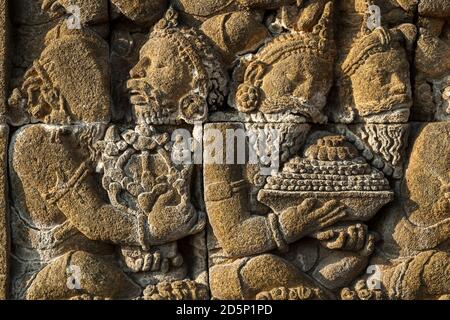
left=126, top=10, right=227, bottom=125
left=8, top=12, right=224, bottom=299
left=336, top=24, right=417, bottom=123
left=204, top=2, right=392, bottom=300
left=112, top=11, right=227, bottom=294
left=9, top=26, right=142, bottom=300
left=342, top=122, right=450, bottom=300
left=205, top=125, right=392, bottom=299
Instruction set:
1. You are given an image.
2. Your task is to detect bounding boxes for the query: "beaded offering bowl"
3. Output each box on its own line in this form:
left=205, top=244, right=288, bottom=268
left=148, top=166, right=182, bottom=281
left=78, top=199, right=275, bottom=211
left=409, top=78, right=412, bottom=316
left=258, top=134, right=394, bottom=222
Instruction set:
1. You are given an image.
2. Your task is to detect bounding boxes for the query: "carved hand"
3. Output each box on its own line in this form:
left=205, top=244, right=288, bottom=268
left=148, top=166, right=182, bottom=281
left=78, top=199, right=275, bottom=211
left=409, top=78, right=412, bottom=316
left=278, top=198, right=348, bottom=244
left=147, top=186, right=206, bottom=243
left=120, top=246, right=184, bottom=273
left=313, top=223, right=378, bottom=255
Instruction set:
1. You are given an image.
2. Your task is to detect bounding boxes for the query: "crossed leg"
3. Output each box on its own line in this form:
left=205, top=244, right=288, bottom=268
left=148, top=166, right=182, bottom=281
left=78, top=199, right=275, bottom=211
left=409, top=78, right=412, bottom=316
left=209, top=254, right=332, bottom=300
left=26, top=251, right=141, bottom=300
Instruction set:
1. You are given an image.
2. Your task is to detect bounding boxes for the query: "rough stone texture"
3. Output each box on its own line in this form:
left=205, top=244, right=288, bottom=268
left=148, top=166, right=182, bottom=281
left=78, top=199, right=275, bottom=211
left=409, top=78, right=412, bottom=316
left=0, top=0, right=9, bottom=300
left=1, top=0, right=449, bottom=300
left=0, top=125, right=8, bottom=300
left=0, top=0, right=7, bottom=119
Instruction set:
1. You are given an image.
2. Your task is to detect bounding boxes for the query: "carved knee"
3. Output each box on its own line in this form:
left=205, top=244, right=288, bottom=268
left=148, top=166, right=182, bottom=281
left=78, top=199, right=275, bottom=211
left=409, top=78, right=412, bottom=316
left=27, top=251, right=140, bottom=300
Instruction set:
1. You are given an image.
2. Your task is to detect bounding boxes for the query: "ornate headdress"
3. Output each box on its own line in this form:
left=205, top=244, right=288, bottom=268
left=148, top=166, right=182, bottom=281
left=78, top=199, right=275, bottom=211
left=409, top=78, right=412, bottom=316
left=136, top=8, right=228, bottom=124
left=342, top=24, right=417, bottom=77
left=234, top=1, right=336, bottom=122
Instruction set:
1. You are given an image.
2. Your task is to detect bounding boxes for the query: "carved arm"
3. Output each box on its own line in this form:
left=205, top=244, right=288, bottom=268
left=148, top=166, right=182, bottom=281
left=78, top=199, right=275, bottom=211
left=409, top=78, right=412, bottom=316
left=204, top=123, right=347, bottom=258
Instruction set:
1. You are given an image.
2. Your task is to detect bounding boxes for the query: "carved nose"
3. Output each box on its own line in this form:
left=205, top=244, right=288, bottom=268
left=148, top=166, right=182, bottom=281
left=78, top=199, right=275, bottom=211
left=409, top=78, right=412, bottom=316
left=130, top=66, right=144, bottom=79
left=130, top=59, right=147, bottom=79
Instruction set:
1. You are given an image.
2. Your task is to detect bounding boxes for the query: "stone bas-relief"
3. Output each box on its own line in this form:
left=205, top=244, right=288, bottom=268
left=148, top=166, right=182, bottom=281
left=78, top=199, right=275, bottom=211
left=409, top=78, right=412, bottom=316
left=1, top=0, right=449, bottom=300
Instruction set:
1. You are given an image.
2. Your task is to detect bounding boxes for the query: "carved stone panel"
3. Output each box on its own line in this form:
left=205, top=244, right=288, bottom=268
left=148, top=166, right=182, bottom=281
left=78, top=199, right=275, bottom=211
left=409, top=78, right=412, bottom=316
left=1, top=0, right=449, bottom=300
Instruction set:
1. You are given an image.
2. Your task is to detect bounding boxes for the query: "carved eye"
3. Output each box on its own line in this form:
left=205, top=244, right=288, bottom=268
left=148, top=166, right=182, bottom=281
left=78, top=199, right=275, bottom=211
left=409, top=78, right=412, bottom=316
left=144, top=57, right=153, bottom=69
left=153, top=62, right=165, bottom=69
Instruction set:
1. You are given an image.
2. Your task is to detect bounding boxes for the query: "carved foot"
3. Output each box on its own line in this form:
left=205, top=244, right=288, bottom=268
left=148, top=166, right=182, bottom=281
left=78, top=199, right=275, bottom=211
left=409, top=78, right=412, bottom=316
left=340, top=280, right=385, bottom=300
left=256, top=286, right=327, bottom=300
left=142, top=280, right=209, bottom=300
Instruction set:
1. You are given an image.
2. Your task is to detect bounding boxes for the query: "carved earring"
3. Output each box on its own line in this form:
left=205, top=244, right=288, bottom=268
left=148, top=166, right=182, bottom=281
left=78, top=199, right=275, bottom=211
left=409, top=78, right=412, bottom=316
left=179, top=93, right=208, bottom=124
left=235, top=83, right=260, bottom=113
left=235, top=61, right=266, bottom=113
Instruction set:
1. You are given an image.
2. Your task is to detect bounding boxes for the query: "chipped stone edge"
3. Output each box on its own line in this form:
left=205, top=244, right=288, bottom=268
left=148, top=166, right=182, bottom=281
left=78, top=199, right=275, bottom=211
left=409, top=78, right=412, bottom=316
left=0, top=0, right=9, bottom=300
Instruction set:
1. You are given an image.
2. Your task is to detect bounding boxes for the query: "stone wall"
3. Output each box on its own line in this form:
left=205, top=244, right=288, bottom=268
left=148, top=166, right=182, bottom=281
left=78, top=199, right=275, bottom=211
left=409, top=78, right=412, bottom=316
left=0, top=0, right=449, bottom=300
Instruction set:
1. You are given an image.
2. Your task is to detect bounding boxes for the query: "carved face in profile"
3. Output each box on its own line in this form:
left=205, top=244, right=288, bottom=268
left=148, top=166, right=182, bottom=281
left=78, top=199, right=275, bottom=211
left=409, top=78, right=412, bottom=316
left=234, top=2, right=335, bottom=123
left=342, top=25, right=417, bottom=123
left=259, top=52, right=333, bottom=115
left=350, top=48, right=412, bottom=123
left=129, top=36, right=193, bottom=114
left=8, top=28, right=111, bottom=124
left=128, top=34, right=207, bottom=125
left=127, top=23, right=227, bottom=125
left=235, top=46, right=334, bottom=124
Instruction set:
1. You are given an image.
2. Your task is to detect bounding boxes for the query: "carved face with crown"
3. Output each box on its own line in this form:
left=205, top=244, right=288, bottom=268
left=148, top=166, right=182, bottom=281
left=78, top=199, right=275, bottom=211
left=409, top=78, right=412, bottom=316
left=233, top=2, right=336, bottom=123
left=341, top=25, right=417, bottom=123
left=127, top=11, right=228, bottom=125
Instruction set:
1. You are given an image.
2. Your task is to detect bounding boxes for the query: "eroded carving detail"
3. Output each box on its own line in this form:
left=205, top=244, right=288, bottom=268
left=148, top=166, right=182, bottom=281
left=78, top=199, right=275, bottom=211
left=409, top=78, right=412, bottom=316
left=2, top=0, right=449, bottom=300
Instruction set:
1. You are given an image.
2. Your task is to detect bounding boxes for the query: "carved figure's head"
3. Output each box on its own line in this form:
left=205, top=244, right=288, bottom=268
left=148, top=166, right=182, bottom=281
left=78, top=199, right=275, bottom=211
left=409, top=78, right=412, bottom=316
left=233, top=1, right=336, bottom=123
left=8, top=26, right=111, bottom=124
left=341, top=24, right=417, bottom=123
left=127, top=10, right=228, bottom=125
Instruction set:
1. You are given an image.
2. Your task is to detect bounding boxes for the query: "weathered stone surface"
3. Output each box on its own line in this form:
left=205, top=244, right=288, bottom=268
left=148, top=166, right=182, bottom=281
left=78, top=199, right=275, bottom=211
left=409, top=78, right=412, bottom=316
left=0, top=0, right=9, bottom=300
left=1, top=0, right=449, bottom=300
left=0, top=0, right=7, bottom=120
left=0, top=124, right=8, bottom=300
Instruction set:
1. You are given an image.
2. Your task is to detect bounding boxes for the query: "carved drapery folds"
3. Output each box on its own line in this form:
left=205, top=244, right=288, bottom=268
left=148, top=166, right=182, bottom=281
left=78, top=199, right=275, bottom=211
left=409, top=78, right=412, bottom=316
left=0, top=0, right=448, bottom=300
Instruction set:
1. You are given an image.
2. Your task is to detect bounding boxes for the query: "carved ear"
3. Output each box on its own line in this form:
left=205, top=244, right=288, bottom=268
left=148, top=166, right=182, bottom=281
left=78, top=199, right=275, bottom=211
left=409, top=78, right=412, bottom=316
left=179, top=93, right=208, bottom=124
